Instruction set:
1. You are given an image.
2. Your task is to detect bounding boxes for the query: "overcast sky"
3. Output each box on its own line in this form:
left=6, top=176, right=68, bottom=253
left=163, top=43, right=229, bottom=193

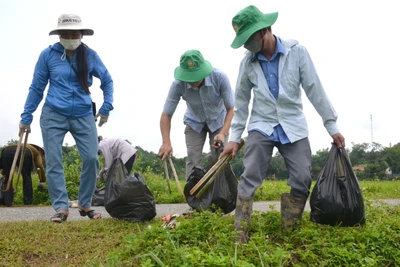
left=1, top=0, right=399, bottom=158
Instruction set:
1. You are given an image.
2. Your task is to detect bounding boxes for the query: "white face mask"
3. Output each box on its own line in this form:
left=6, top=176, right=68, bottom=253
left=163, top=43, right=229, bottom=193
left=60, top=38, right=81, bottom=50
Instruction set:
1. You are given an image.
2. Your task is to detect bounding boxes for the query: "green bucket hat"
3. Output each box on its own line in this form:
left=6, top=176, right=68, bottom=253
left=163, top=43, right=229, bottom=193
left=231, top=5, right=278, bottom=49
left=174, top=50, right=213, bottom=82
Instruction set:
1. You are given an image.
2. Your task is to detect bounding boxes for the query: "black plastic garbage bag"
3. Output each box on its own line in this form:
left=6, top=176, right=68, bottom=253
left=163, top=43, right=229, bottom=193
left=184, top=149, right=238, bottom=214
left=104, top=158, right=156, bottom=222
left=310, top=144, right=366, bottom=226
left=92, top=186, right=105, bottom=206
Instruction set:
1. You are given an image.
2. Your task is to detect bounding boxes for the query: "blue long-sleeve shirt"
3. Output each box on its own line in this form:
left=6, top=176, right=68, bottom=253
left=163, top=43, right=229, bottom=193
left=251, top=36, right=290, bottom=144
left=230, top=37, right=339, bottom=144
left=21, top=42, right=114, bottom=124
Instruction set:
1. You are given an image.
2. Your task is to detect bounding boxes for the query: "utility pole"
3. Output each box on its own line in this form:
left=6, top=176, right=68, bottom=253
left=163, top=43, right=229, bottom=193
left=370, top=114, right=373, bottom=144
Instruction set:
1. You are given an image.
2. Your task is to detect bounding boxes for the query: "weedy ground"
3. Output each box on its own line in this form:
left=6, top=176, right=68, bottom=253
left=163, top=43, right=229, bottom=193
left=1, top=180, right=399, bottom=266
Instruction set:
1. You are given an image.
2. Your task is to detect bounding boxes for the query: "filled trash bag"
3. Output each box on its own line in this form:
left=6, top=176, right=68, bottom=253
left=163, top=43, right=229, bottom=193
left=310, top=144, right=366, bottom=226
left=92, top=186, right=105, bottom=206
left=104, top=158, right=156, bottom=222
left=184, top=148, right=238, bottom=214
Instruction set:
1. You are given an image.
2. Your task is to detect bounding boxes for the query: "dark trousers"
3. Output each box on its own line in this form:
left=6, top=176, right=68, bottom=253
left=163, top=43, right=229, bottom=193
left=1, top=147, right=33, bottom=205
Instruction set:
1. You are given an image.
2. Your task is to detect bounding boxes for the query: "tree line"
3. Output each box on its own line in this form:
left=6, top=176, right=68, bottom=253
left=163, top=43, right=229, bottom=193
left=2, top=140, right=400, bottom=181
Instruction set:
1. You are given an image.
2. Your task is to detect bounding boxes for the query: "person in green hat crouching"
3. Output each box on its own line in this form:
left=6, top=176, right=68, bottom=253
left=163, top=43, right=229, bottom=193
left=158, top=50, right=234, bottom=180
left=220, top=5, right=346, bottom=243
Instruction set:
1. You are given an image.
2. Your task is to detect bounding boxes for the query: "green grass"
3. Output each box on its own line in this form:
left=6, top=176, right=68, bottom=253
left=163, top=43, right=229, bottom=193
left=0, top=199, right=399, bottom=266
left=2, top=179, right=400, bottom=266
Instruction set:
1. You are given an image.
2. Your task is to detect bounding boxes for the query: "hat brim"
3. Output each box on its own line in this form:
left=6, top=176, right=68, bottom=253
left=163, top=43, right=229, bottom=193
left=174, top=60, right=213, bottom=82
left=49, top=26, right=94, bottom=36
left=231, top=12, right=278, bottom=49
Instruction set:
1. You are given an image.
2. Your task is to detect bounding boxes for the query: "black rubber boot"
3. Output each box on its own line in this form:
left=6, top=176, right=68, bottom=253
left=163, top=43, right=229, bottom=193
left=281, top=193, right=307, bottom=231
left=3, top=188, right=15, bottom=207
left=234, top=196, right=253, bottom=243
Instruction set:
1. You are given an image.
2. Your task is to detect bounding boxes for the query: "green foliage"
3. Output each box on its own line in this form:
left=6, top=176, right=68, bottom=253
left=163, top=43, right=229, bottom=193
left=2, top=179, right=400, bottom=266
left=12, top=173, right=51, bottom=205
left=383, top=143, right=400, bottom=174
left=141, top=170, right=186, bottom=204
left=6, top=140, right=400, bottom=206
left=97, top=202, right=400, bottom=266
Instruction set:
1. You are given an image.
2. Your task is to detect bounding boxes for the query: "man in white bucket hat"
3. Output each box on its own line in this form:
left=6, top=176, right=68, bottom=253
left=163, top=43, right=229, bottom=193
left=19, top=13, right=114, bottom=222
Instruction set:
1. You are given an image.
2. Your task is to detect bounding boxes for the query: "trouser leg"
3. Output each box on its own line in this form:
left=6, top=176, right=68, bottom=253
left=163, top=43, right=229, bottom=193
left=21, top=150, right=33, bottom=205
left=277, top=138, right=312, bottom=230
left=277, top=137, right=312, bottom=199
left=234, top=132, right=274, bottom=242
left=40, top=104, right=69, bottom=212
left=70, top=114, right=99, bottom=210
left=184, top=125, right=208, bottom=180
left=238, top=131, right=275, bottom=198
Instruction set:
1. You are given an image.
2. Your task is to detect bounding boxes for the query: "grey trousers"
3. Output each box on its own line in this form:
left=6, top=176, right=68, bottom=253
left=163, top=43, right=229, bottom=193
left=184, top=125, right=221, bottom=180
left=238, top=131, right=312, bottom=199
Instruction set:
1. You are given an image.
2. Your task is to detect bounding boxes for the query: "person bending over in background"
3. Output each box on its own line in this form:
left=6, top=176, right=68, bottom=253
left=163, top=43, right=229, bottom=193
left=158, top=50, right=235, bottom=179
left=220, top=5, right=345, bottom=243
left=19, top=13, right=114, bottom=222
left=0, top=144, right=46, bottom=206
left=97, top=136, right=137, bottom=180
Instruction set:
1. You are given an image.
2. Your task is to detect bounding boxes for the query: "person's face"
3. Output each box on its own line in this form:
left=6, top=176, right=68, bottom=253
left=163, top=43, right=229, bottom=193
left=188, top=79, right=204, bottom=88
left=58, top=30, right=83, bottom=40
left=244, top=30, right=265, bottom=53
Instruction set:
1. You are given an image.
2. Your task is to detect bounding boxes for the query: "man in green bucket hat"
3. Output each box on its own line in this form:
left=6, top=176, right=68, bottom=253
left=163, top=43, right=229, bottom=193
left=220, top=5, right=346, bottom=243
left=158, top=50, right=234, bottom=180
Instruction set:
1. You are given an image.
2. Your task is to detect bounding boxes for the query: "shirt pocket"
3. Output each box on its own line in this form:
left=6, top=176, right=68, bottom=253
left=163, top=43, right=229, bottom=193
left=280, top=69, right=301, bottom=100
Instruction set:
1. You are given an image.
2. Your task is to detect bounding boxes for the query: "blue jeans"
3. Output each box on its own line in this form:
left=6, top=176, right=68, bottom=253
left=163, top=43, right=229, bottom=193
left=40, top=105, right=99, bottom=212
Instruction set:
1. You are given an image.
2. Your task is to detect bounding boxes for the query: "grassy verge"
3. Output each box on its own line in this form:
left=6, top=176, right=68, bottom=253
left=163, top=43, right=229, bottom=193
left=1, top=180, right=400, bottom=266
left=0, top=198, right=399, bottom=266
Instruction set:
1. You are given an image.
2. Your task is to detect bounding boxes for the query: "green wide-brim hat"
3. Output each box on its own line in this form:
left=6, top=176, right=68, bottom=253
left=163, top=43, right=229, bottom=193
left=174, top=50, right=213, bottom=82
left=231, top=5, right=278, bottom=49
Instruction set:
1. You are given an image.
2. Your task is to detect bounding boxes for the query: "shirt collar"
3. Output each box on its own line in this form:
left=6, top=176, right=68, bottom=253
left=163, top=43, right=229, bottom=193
left=251, top=35, right=286, bottom=62
left=185, top=73, right=211, bottom=90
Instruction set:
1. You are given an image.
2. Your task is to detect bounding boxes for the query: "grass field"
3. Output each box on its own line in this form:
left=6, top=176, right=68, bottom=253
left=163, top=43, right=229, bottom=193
left=1, top=180, right=399, bottom=266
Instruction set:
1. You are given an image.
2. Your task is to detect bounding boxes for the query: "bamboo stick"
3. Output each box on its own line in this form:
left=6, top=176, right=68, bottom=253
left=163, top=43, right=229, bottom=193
left=15, top=132, right=29, bottom=192
left=195, top=155, right=232, bottom=199
left=163, top=159, right=172, bottom=194
left=5, top=133, right=24, bottom=191
left=168, top=157, right=183, bottom=196
left=189, top=138, right=244, bottom=196
left=189, top=153, right=229, bottom=196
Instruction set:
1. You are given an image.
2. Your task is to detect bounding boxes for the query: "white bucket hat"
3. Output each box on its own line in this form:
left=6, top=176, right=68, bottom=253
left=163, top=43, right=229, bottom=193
left=49, top=14, right=94, bottom=36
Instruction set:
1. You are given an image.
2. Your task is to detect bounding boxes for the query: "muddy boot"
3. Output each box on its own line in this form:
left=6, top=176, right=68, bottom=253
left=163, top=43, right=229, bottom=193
left=281, top=193, right=307, bottom=231
left=234, top=196, right=253, bottom=243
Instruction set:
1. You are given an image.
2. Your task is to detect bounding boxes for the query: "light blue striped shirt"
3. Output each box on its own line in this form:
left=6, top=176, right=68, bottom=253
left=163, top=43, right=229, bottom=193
left=163, top=68, right=234, bottom=133
left=230, top=37, right=339, bottom=144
